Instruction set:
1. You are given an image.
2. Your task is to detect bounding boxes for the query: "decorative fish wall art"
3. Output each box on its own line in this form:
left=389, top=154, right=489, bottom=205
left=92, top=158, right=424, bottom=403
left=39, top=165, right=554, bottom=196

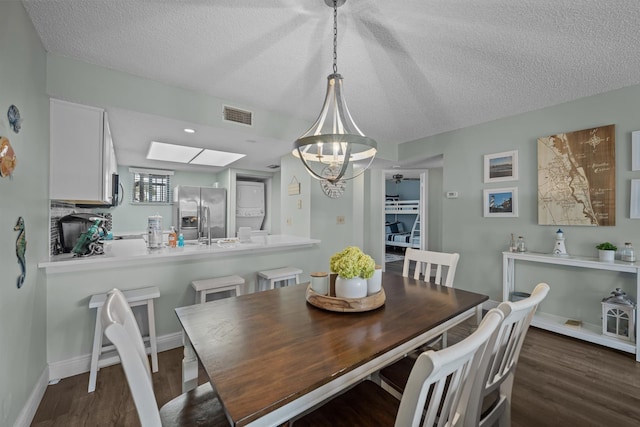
left=14, top=217, right=26, bottom=288
left=0, top=136, right=17, bottom=178
left=7, top=105, right=22, bottom=133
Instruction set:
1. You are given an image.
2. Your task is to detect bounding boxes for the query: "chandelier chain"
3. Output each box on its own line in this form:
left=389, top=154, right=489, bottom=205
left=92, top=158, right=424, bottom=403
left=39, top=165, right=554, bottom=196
left=333, top=0, right=338, bottom=74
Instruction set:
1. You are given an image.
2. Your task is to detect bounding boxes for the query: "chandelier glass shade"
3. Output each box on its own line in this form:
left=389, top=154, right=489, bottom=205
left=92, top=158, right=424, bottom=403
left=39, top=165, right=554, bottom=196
left=292, top=0, right=377, bottom=183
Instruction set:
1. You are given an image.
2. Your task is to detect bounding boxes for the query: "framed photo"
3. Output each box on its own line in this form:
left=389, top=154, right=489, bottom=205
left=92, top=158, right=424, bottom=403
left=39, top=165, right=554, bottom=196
left=633, top=131, right=640, bottom=171
left=484, top=150, right=518, bottom=183
left=631, top=179, right=640, bottom=219
left=484, top=187, right=518, bottom=218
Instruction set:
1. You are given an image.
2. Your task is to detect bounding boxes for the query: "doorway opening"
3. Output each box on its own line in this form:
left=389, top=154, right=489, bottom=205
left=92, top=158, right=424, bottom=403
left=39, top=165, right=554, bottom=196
left=383, top=170, right=428, bottom=274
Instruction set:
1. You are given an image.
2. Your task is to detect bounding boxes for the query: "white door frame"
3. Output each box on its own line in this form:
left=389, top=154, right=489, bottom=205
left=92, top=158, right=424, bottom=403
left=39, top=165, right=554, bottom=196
left=381, top=169, right=428, bottom=269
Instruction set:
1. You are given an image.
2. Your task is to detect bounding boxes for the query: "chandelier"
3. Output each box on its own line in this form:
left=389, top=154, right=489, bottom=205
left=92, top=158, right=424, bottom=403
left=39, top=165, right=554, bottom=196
left=292, top=0, right=377, bottom=183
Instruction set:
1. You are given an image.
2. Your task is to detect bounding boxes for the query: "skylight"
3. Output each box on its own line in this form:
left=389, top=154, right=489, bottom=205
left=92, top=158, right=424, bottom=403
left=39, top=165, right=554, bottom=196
left=146, top=141, right=245, bottom=167
left=189, top=149, right=245, bottom=166
left=147, top=141, right=201, bottom=163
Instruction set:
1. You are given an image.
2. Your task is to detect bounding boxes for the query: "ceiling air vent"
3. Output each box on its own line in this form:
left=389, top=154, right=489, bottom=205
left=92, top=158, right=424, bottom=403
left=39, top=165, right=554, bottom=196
left=223, top=106, right=253, bottom=126
left=267, top=164, right=280, bottom=169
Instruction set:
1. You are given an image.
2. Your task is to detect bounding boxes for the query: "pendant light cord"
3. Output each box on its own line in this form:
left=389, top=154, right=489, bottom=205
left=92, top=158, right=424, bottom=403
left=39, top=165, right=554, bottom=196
left=333, top=0, right=338, bottom=74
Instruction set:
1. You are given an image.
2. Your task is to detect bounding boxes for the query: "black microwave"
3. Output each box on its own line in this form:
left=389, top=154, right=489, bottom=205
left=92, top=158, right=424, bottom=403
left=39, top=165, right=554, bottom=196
left=57, top=213, right=99, bottom=253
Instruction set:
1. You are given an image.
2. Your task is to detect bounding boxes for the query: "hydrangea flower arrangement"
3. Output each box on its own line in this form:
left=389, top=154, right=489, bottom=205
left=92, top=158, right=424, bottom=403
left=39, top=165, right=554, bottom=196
left=329, top=246, right=375, bottom=279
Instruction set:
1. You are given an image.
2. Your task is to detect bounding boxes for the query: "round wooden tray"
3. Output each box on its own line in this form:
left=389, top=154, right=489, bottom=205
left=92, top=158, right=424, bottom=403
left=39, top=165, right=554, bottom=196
left=305, top=285, right=386, bottom=312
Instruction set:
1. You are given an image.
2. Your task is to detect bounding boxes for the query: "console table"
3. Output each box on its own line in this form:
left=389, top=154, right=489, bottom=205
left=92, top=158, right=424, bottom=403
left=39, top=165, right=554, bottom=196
left=502, top=251, right=640, bottom=361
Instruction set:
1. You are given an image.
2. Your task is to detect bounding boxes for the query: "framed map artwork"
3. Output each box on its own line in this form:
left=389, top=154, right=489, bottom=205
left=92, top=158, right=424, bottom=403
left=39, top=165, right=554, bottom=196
left=537, top=124, right=615, bottom=226
left=484, top=187, right=518, bottom=218
left=484, top=150, right=518, bottom=183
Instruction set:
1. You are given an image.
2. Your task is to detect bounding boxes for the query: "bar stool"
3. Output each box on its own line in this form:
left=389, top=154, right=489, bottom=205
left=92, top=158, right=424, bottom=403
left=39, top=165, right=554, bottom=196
left=191, top=275, right=245, bottom=304
left=257, top=267, right=302, bottom=291
left=88, top=286, right=160, bottom=393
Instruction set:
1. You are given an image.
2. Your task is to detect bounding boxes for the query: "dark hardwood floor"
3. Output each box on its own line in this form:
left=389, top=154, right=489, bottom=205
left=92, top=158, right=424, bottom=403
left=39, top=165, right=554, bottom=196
left=32, top=266, right=640, bottom=426
left=385, top=257, right=404, bottom=275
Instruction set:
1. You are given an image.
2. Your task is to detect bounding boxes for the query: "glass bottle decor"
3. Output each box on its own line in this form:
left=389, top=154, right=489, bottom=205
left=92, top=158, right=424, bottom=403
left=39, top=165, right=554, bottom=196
left=621, top=242, right=636, bottom=263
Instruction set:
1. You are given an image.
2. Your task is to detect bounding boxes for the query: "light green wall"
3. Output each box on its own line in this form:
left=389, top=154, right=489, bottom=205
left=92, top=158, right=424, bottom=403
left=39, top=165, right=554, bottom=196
left=280, top=154, right=312, bottom=237
left=397, top=85, right=640, bottom=325
left=46, top=55, right=303, bottom=144
left=309, top=162, right=362, bottom=265
left=427, top=167, right=443, bottom=251
left=0, top=2, right=48, bottom=425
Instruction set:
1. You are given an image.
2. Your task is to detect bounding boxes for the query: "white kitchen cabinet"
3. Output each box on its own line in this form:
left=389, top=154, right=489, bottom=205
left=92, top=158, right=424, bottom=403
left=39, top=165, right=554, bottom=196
left=50, top=99, right=118, bottom=204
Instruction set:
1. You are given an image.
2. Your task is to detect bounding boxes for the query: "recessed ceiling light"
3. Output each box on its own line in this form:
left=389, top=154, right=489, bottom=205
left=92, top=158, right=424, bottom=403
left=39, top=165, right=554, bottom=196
left=147, top=141, right=202, bottom=163
left=190, top=149, right=246, bottom=167
left=184, top=128, right=195, bottom=134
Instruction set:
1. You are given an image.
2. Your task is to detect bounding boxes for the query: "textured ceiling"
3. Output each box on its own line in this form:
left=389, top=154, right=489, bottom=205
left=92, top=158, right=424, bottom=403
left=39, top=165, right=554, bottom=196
left=21, top=0, right=640, bottom=172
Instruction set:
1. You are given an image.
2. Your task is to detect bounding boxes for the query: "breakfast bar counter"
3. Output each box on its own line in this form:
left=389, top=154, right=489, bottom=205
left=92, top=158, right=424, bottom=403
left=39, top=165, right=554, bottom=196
left=40, top=233, right=324, bottom=380
left=38, top=234, right=320, bottom=274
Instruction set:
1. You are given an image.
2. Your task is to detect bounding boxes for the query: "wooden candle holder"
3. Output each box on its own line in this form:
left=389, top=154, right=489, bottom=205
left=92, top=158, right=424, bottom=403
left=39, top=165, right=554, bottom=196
left=305, top=274, right=385, bottom=312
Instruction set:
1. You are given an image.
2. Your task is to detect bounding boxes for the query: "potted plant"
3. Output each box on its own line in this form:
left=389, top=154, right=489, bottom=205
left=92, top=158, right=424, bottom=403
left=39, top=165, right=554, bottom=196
left=596, top=242, right=617, bottom=262
left=329, top=246, right=375, bottom=298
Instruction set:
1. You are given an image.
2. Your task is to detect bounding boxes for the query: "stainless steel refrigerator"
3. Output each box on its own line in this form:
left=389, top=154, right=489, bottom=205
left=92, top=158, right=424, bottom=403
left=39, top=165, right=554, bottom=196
left=173, top=186, right=226, bottom=242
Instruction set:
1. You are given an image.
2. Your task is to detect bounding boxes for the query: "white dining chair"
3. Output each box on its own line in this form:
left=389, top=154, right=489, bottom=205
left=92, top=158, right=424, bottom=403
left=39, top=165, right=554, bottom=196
left=463, top=282, right=550, bottom=427
left=292, top=308, right=505, bottom=427
left=402, top=248, right=464, bottom=349
left=402, top=247, right=460, bottom=287
left=102, top=288, right=229, bottom=427
left=379, top=283, right=549, bottom=427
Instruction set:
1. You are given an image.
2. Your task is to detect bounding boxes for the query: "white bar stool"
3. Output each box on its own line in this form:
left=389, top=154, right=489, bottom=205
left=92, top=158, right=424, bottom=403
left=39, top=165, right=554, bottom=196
left=191, top=275, right=245, bottom=304
left=88, top=286, right=160, bottom=393
left=257, top=267, right=302, bottom=291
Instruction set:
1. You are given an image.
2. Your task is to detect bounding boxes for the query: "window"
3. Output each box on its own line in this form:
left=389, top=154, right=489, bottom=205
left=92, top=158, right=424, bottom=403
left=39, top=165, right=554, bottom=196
left=129, top=168, right=173, bottom=204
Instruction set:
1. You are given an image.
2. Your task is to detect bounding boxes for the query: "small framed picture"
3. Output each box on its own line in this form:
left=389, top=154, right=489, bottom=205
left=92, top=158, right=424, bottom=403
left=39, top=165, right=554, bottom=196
left=631, top=179, right=640, bottom=219
left=484, top=187, right=518, bottom=218
left=484, top=150, right=518, bottom=183
left=632, top=131, right=640, bottom=171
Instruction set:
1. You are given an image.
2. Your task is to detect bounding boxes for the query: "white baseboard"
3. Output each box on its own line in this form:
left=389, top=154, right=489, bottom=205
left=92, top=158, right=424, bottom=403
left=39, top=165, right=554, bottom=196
left=14, top=366, right=49, bottom=427
left=48, top=331, right=183, bottom=382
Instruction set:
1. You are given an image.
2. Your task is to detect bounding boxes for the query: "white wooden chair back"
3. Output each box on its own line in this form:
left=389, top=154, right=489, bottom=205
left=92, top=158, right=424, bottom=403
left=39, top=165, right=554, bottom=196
left=102, top=288, right=162, bottom=427
left=402, top=248, right=460, bottom=286
left=464, top=282, right=550, bottom=427
left=394, top=308, right=504, bottom=427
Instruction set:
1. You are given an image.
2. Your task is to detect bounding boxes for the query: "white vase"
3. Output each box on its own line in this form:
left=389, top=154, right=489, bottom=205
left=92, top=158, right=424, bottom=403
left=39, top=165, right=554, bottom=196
left=598, top=249, right=615, bottom=262
left=367, top=266, right=382, bottom=295
left=335, top=276, right=368, bottom=299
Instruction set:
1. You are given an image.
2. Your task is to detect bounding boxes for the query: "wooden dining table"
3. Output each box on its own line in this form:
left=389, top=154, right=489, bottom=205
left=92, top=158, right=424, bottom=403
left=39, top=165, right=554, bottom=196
left=175, top=272, right=488, bottom=427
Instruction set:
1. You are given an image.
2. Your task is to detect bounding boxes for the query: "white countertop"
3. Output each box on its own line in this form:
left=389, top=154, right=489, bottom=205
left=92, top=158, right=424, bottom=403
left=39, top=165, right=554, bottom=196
left=39, top=234, right=320, bottom=274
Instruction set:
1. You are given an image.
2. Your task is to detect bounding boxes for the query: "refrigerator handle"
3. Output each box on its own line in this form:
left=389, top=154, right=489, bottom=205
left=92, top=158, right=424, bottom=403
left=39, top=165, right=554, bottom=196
left=197, top=205, right=202, bottom=240
left=206, top=206, right=211, bottom=245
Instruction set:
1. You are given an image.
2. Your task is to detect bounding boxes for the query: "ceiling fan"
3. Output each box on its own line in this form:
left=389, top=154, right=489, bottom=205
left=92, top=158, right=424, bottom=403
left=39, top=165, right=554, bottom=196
left=391, top=174, right=419, bottom=184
